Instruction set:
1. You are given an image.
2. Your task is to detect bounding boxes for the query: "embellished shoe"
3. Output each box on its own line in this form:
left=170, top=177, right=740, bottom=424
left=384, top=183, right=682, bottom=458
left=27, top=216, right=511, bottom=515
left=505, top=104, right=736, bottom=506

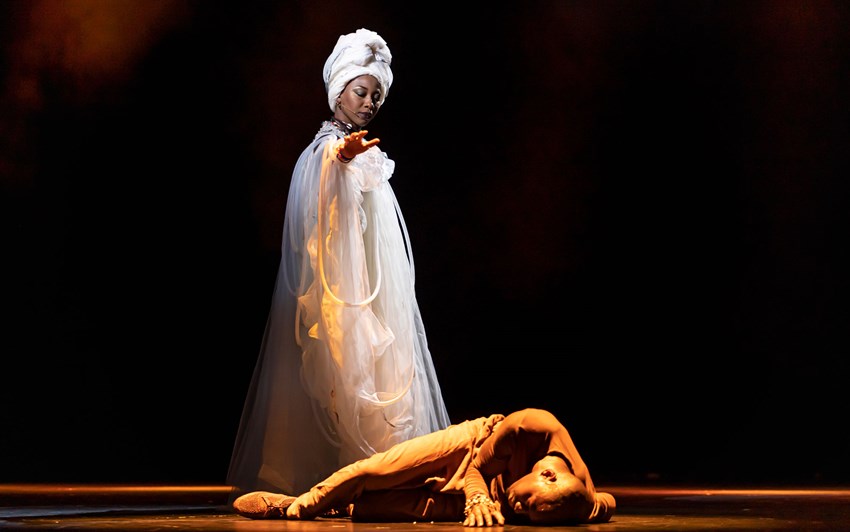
left=233, top=491, right=297, bottom=519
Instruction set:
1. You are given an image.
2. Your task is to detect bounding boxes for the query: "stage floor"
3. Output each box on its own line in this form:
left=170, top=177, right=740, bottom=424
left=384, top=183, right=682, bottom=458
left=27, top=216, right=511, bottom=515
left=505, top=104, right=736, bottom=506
left=1, top=484, right=849, bottom=531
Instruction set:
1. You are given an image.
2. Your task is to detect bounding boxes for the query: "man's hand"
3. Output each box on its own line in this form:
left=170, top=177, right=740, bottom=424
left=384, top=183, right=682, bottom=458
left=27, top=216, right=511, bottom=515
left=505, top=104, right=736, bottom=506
left=463, top=494, right=504, bottom=527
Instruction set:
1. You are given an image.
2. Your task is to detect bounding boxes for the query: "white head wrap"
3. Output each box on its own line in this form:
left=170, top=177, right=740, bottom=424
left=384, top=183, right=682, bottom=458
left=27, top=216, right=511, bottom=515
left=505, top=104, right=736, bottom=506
left=323, top=28, right=393, bottom=112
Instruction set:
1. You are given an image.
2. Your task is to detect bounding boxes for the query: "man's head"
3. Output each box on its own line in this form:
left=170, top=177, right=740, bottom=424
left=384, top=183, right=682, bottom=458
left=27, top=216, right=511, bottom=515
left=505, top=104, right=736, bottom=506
left=504, top=454, right=595, bottom=525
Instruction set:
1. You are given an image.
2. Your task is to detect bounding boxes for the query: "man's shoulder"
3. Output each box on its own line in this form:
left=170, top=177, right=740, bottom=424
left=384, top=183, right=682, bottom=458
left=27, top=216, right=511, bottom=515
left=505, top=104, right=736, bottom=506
left=503, top=408, right=562, bottom=430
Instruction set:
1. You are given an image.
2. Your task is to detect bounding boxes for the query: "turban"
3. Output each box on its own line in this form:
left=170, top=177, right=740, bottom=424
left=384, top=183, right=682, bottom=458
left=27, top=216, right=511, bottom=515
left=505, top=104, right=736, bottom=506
left=323, top=28, right=393, bottom=112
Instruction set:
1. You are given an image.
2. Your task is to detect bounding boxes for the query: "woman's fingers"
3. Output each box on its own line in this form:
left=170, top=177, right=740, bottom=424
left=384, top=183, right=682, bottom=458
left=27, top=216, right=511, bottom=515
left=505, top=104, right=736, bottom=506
left=343, top=131, right=380, bottom=155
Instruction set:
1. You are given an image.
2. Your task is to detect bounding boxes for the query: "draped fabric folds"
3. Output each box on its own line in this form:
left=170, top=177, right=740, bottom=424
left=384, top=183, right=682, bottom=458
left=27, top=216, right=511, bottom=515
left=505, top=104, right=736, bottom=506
left=227, top=121, right=450, bottom=498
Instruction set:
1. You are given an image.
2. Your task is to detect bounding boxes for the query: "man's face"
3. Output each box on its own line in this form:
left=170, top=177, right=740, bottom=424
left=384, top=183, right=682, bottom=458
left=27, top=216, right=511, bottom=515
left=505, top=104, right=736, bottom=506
left=505, top=455, right=594, bottom=524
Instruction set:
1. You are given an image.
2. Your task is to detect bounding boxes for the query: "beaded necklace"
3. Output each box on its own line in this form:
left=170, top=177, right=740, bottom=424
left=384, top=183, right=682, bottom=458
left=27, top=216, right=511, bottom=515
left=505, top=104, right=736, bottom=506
left=329, top=116, right=357, bottom=135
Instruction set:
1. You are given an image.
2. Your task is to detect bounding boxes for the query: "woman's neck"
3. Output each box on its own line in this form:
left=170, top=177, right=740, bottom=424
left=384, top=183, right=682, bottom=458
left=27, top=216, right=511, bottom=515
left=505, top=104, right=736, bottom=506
left=329, top=115, right=358, bottom=133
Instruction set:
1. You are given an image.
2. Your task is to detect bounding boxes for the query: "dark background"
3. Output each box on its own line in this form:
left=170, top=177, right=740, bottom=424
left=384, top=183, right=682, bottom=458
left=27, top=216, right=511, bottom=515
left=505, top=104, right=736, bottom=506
left=2, top=0, right=848, bottom=487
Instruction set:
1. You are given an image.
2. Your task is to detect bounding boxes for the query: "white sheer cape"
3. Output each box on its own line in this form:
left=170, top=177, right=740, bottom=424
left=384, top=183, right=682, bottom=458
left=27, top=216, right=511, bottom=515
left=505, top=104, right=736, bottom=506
left=227, top=121, right=450, bottom=497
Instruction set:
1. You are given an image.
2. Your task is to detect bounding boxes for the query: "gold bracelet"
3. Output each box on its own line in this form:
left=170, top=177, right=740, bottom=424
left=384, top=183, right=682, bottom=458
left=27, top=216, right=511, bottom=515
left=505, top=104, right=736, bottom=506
left=463, top=493, right=496, bottom=517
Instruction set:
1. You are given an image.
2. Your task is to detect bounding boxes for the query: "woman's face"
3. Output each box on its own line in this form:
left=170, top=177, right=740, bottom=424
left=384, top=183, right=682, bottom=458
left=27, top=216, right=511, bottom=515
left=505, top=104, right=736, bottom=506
left=334, top=75, right=382, bottom=129
left=504, top=455, right=594, bottom=525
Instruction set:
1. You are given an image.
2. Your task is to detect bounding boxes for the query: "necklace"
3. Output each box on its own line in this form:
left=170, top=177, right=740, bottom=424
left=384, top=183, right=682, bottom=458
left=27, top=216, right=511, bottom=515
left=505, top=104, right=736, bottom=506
left=329, top=116, right=357, bottom=134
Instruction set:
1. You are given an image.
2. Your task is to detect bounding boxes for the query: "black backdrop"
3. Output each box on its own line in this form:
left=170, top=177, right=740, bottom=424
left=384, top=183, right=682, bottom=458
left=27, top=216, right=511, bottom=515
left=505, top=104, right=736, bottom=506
left=2, top=0, right=848, bottom=487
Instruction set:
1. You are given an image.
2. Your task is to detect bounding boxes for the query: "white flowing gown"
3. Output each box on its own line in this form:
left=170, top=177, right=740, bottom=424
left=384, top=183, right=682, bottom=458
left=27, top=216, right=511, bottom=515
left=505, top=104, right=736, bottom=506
left=227, top=121, right=450, bottom=497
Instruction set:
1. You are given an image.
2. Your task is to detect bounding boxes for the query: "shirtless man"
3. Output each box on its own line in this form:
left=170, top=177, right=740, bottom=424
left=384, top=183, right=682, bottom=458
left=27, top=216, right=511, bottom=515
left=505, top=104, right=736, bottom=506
left=232, top=408, right=615, bottom=526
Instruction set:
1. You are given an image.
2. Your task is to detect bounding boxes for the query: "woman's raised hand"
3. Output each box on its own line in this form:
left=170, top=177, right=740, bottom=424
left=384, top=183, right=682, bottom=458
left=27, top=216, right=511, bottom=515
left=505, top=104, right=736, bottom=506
left=338, top=130, right=380, bottom=160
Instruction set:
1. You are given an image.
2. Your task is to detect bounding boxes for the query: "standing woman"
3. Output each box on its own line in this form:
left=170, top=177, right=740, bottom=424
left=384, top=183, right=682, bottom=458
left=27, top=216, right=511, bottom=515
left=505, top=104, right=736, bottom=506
left=227, top=28, right=451, bottom=499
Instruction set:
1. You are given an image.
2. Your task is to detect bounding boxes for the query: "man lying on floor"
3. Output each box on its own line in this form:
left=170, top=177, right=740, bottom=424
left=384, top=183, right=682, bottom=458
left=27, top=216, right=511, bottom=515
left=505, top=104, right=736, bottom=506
left=232, top=408, right=615, bottom=526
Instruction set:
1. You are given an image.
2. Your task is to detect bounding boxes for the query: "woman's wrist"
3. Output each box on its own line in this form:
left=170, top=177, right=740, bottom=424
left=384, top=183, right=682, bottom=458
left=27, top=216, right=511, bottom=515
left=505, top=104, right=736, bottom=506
left=335, top=142, right=353, bottom=163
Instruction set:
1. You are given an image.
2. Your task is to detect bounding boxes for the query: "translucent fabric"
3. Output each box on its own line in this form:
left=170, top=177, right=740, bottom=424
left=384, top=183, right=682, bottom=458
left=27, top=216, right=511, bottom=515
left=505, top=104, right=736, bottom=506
left=227, top=121, right=450, bottom=498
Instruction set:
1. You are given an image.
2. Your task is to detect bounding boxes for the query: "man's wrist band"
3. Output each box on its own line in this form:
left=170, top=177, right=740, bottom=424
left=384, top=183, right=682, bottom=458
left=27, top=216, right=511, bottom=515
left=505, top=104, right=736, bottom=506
left=464, top=494, right=496, bottom=517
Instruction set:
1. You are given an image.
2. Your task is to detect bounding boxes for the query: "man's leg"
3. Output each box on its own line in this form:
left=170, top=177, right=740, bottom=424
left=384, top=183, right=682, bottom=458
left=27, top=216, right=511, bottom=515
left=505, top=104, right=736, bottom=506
left=287, top=415, right=503, bottom=520
left=350, top=489, right=464, bottom=522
